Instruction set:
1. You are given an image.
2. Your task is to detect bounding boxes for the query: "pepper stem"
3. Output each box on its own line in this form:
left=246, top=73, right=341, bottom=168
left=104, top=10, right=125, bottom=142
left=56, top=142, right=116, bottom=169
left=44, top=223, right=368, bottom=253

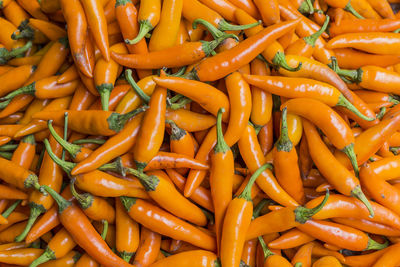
left=214, top=108, right=229, bottom=153
left=253, top=199, right=271, bottom=219
left=48, top=120, right=82, bottom=159
left=96, top=83, right=113, bottom=111
left=351, top=185, right=374, bottom=218
left=276, top=107, right=293, bottom=152
left=366, top=237, right=389, bottom=250
left=14, top=203, right=46, bottom=242
left=336, top=95, right=375, bottom=121
left=101, top=220, right=109, bottom=240
left=258, top=236, right=274, bottom=259
left=120, top=196, right=137, bottom=212
left=294, top=190, right=329, bottom=224
left=342, top=144, right=359, bottom=178
left=344, top=2, right=365, bottom=19
left=238, top=163, right=272, bottom=201
left=42, top=185, right=72, bottom=213
left=0, top=82, right=35, bottom=101
left=98, top=157, right=126, bottom=176
left=70, top=179, right=93, bottom=209
left=72, top=139, right=106, bottom=145
left=218, top=19, right=261, bottom=31
left=43, top=138, right=75, bottom=175
left=119, top=251, right=134, bottom=263
left=29, top=248, right=55, bottom=267
left=166, top=120, right=186, bottom=140
left=126, top=168, right=160, bottom=191
left=108, top=105, right=148, bottom=133
left=298, top=0, right=314, bottom=14
left=304, top=15, right=330, bottom=47
left=272, top=52, right=302, bottom=72
left=193, top=19, right=239, bottom=41
left=0, top=41, right=32, bottom=64
left=0, top=144, right=18, bottom=151
left=328, top=57, right=360, bottom=83
left=2, top=200, right=21, bottom=219
left=62, top=112, right=68, bottom=161
left=0, top=151, right=12, bottom=160
left=125, top=20, right=153, bottom=45
left=125, top=69, right=150, bottom=103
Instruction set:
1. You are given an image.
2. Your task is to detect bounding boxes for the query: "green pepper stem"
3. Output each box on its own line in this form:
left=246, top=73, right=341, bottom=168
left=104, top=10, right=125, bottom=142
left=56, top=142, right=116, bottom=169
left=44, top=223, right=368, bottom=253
left=0, top=82, right=35, bottom=101
left=72, top=139, right=106, bottom=145
left=14, top=203, right=46, bottom=242
left=366, top=237, right=389, bottom=250
left=126, top=168, right=159, bottom=191
left=125, top=20, right=153, bottom=45
left=276, top=107, right=293, bottom=152
left=42, top=185, right=72, bottom=213
left=1, top=200, right=21, bottom=219
left=43, top=138, right=75, bottom=175
left=70, top=179, right=93, bottom=210
left=108, top=105, right=148, bottom=133
left=48, top=120, right=82, bottom=159
left=342, top=144, right=360, bottom=178
left=351, top=185, right=374, bottom=218
left=101, top=220, right=109, bottom=240
left=193, top=19, right=239, bottom=41
left=96, top=83, right=113, bottom=111
left=218, top=19, right=261, bottom=31
left=238, top=163, right=272, bottom=201
left=298, top=0, right=314, bottom=14
left=336, top=94, right=375, bottom=121
left=125, top=69, right=150, bottom=103
left=252, top=199, right=271, bottom=219
left=0, top=41, right=32, bottom=64
left=272, top=52, right=302, bottom=72
left=62, top=112, right=68, bottom=161
left=0, top=144, right=18, bottom=151
left=303, top=15, right=330, bottom=47
left=258, top=236, right=274, bottom=259
left=214, top=108, right=229, bottom=153
left=344, top=2, right=365, bottom=19
left=28, top=248, right=55, bottom=267
left=166, top=120, right=186, bottom=140
left=294, top=190, right=329, bottom=224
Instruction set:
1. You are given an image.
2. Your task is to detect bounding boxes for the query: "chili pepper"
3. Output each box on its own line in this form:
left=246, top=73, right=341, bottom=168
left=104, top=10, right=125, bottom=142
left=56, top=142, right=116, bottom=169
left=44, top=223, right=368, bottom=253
left=166, top=108, right=216, bottom=132
left=313, top=256, right=342, bottom=267
left=0, top=76, right=77, bottom=103
left=328, top=32, right=400, bottom=55
left=80, top=0, right=109, bottom=61
left=297, top=219, right=387, bottom=251
left=142, top=151, right=209, bottom=171
left=334, top=65, right=400, bottom=95
left=303, top=118, right=374, bottom=216
left=0, top=17, right=25, bottom=51
left=189, top=19, right=300, bottom=81
left=71, top=112, right=144, bottom=174
left=0, top=157, right=41, bottom=191
left=43, top=139, right=147, bottom=198
left=0, top=248, right=44, bottom=266
left=286, top=16, right=330, bottom=59
left=39, top=185, right=134, bottom=267
left=283, top=98, right=363, bottom=177
left=70, top=180, right=115, bottom=223
left=59, top=0, right=91, bottom=77
left=57, top=65, right=78, bottom=84
left=35, top=107, right=146, bottom=137
left=269, top=229, right=315, bottom=249
left=336, top=111, right=400, bottom=169
left=28, top=19, right=66, bottom=41
left=256, top=234, right=291, bottom=267
left=133, top=227, right=161, bottom=266
left=219, top=164, right=272, bottom=266
left=75, top=253, right=99, bottom=267
left=25, top=188, right=73, bottom=244
left=291, top=242, right=314, bottom=267
left=253, top=0, right=280, bottom=25
left=115, top=198, right=139, bottom=262
left=274, top=108, right=305, bottom=204
left=38, top=251, right=81, bottom=267
left=322, top=0, right=364, bottom=18
left=0, top=65, right=36, bottom=97
left=329, top=19, right=400, bottom=37
left=333, top=217, right=400, bottom=236
left=120, top=196, right=216, bottom=251
left=29, top=228, right=76, bottom=267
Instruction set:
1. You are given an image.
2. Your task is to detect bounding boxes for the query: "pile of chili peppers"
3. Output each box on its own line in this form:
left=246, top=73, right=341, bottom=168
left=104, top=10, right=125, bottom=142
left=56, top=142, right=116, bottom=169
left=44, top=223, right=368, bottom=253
left=1, top=0, right=400, bottom=266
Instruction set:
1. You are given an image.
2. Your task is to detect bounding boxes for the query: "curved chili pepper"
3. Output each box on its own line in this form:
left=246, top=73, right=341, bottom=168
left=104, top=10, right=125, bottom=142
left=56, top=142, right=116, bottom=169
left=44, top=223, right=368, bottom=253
left=336, top=111, right=400, bottom=169
left=120, top=197, right=216, bottom=251
left=80, top=0, right=109, bottom=61
left=0, top=248, right=44, bottom=266
left=115, top=199, right=139, bottom=262
left=0, top=76, right=78, bottom=102
left=297, top=219, right=387, bottom=251
left=29, top=228, right=76, bottom=267
left=283, top=98, right=362, bottom=177
left=133, top=227, right=161, bottom=266
left=71, top=113, right=144, bottom=175
left=28, top=19, right=66, bottom=41
left=142, top=151, right=209, bottom=171
left=69, top=83, right=96, bottom=111
left=327, top=32, right=400, bottom=55
left=0, top=65, right=36, bottom=97
left=70, top=180, right=115, bottom=223
left=0, top=157, right=41, bottom=191
left=269, top=229, right=315, bottom=249
left=190, top=19, right=300, bottom=81
left=153, top=76, right=230, bottom=122
left=291, top=242, right=314, bottom=267
left=333, top=217, right=400, bottom=236
left=11, top=134, right=36, bottom=169
left=335, top=65, right=400, bottom=95
left=42, top=185, right=135, bottom=267
left=166, top=108, right=216, bottom=132
left=302, top=118, right=374, bottom=216
left=274, top=108, right=305, bottom=204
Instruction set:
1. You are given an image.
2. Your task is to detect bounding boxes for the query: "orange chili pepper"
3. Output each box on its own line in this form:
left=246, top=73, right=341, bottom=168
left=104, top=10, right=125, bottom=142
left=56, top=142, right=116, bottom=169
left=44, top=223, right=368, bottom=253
left=133, top=227, right=161, bottom=266
left=0, top=248, right=44, bottom=266
left=283, top=98, right=362, bottom=177
left=149, top=250, right=218, bottom=266
left=269, top=229, right=315, bottom=249
left=190, top=19, right=300, bottom=81
left=254, top=0, right=280, bottom=25
left=120, top=197, right=216, bottom=251
left=28, top=19, right=66, bottom=41
left=332, top=217, right=400, bottom=236
left=11, top=134, right=36, bottom=169
left=80, top=0, right=109, bottom=61
left=313, top=256, right=342, bottom=267
left=0, top=65, right=36, bottom=97
left=322, top=0, right=365, bottom=18
left=291, top=242, right=314, bottom=267
left=274, top=108, right=305, bottom=204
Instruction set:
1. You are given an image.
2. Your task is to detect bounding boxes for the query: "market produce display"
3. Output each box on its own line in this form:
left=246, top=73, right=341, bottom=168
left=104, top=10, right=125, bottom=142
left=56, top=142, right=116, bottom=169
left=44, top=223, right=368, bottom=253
left=0, top=0, right=400, bottom=266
